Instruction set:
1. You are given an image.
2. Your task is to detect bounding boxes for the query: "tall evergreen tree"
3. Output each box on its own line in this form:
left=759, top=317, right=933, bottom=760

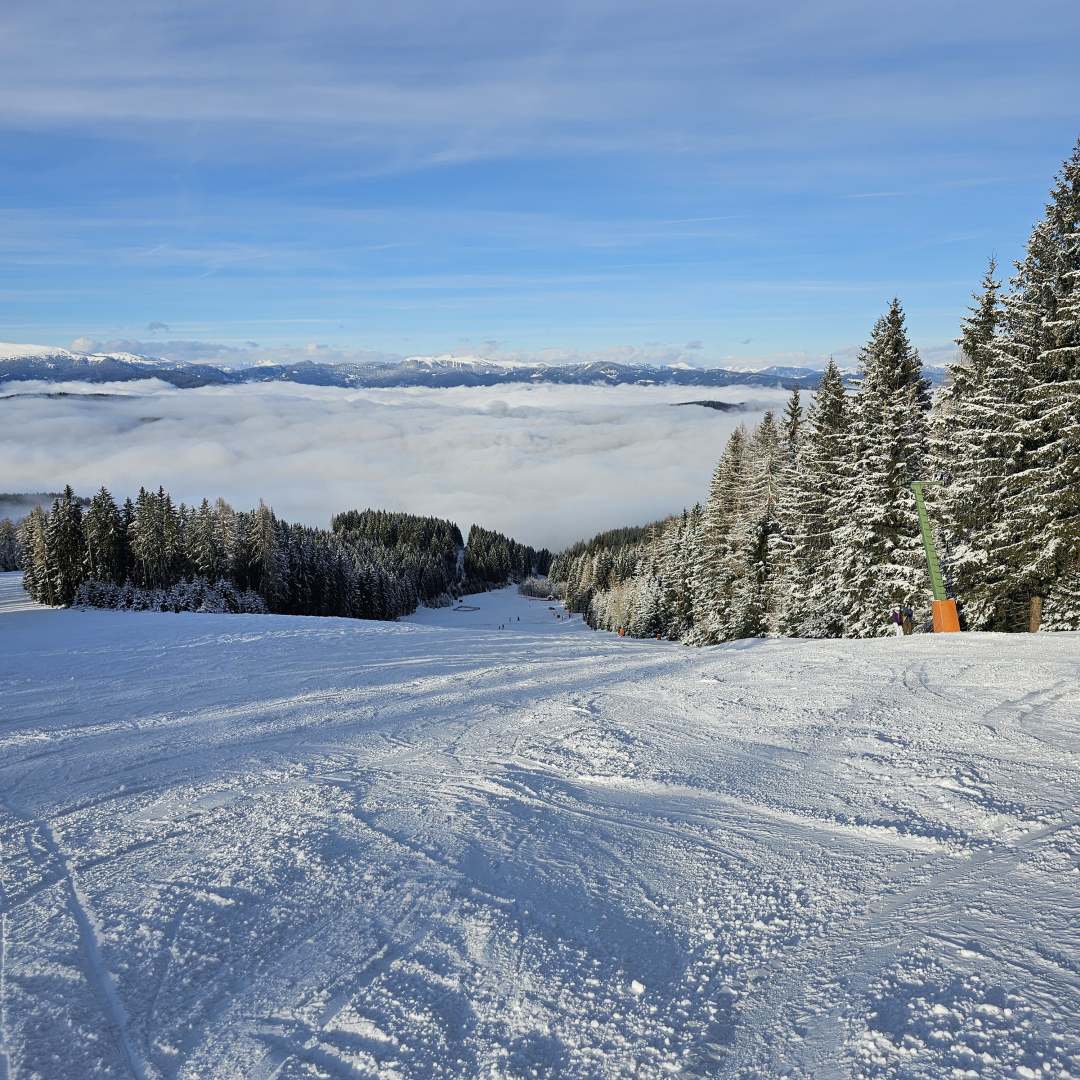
left=19, top=506, right=53, bottom=605
left=0, top=518, right=19, bottom=572
left=246, top=502, right=284, bottom=607
left=84, top=487, right=125, bottom=584
left=722, top=411, right=783, bottom=639
left=781, top=387, right=803, bottom=454
left=691, top=425, right=748, bottom=643
left=778, top=360, right=851, bottom=636
left=46, top=486, right=86, bottom=605
left=210, top=498, right=241, bottom=583
left=159, top=488, right=184, bottom=585
left=130, top=487, right=161, bottom=588
left=772, top=388, right=805, bottom=630
left=659, top=509, right=697, bottom=639
left=979, top=144, right=1080, bottom=630
left=188, top=498, right=223, bottom=581
left=929, top=259, right=1005, bottom=626
left=836, top=301, right=932, bottom=636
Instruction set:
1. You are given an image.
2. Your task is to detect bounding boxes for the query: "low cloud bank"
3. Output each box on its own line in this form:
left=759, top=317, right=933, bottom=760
left=0, top=381, right=791, bottom=550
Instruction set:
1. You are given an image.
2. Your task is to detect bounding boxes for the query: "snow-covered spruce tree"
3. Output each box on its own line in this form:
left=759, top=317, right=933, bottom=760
left=1048, top=141, right=1080, bottom=625
left=627, top=566, right=665, bottom=638
left=777, top=360, right=851, bottom=636
left=187, top=498, right=223, bottom=582
left=177, top=503, right=194, bottom=576
left=690, top=425, right=749, bottom=644
left=213, top=497, right=241, bottom=581
left=245, top=502, right=285, bottom=608
left=159, top=488, right=184, bottom=586
left=680, top=505, right=704, bottom=638
left=45, top=486, right=87, bottom=606
left=771, top=389, right=805, bottom=632
left=129, top=488, right=161, bottom=589
left=1044, top=568, right=1080, bottom=629
left=573, top=407, right=804, bottom=644
left=835, top=301, right=932, bottom=636
left=659, top=508, right=699, bottom=640
left=928, top=259, right=1006, bottom=628
left=720, top=411, right=784, bottom=641
left=83, top=487, right=125, bottom=585
left=550, top=524, right=652, bottom=626
left=0, top=518, right=19, bottom=572
left=19, top=505, right=53, bottom=605
left=987, top=140, right=1080, bottom=630
left=119, top=497, right=135, bottom=572
left=782, top=386, right=803, bottom=452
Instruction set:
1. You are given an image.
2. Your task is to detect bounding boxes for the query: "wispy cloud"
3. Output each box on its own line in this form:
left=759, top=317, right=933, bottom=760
left=1, top=0, right=1076, bottom=359
left=0, top=2, right=1075, bottom=170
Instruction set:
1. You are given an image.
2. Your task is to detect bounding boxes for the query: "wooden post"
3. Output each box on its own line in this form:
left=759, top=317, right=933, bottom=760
left=1028, top=595, right=1042, bottom=633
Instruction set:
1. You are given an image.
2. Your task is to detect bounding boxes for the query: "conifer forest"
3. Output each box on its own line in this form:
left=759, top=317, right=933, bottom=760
left=16, top=489, right=550, bottom=619
left=551, top=141, right=1080, bottom=640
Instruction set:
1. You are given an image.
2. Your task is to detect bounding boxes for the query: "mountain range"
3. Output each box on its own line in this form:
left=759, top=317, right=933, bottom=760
left=0, top=342, right=946, bottom=391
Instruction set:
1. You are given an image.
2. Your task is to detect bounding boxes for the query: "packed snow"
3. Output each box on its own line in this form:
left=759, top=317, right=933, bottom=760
left=1, top=572, right=1078, bottom=1078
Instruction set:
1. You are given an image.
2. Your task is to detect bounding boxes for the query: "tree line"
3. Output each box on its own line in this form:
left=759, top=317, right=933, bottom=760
left=15, top=487, right=548, bottom=619
left=463, top=524, right=552, bottom=590
left=551, top=139, right=1080, bottom=640
left=0, top=519, right=19, bottom=572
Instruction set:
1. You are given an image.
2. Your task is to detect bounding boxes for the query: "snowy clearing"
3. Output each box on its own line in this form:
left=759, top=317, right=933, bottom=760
left=1, top=571, right=1078, bottom=1078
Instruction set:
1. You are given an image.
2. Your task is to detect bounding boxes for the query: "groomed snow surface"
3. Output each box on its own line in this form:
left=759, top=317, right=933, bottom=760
left=1, top=572, right=1077, bottom=1079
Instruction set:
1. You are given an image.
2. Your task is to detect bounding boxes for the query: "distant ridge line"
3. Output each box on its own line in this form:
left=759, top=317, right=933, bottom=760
left=0, top=343, right=946, bottom=391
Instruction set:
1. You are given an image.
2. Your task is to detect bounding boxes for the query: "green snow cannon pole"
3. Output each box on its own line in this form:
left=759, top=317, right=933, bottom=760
left=911, top=481, right=960, bottom=632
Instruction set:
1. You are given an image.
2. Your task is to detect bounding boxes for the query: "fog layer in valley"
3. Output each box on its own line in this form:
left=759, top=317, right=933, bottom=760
left=0, top=381, right=791, bottom=549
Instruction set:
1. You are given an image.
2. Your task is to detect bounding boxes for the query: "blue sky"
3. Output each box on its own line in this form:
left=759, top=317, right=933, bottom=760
left=1, top=0, right=1078, bottom=368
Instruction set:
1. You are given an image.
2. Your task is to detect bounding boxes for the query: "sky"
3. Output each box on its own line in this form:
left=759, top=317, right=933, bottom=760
left=2, top=0, right=1078, bottom=369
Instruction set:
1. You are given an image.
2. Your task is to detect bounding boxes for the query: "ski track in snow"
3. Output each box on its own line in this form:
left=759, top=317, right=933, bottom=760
left=0, top=571, right=1077, bottom=1078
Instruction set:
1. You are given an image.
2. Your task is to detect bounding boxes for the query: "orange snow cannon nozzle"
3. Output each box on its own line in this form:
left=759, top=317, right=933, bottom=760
left=932, top=599, right=960, bottom=633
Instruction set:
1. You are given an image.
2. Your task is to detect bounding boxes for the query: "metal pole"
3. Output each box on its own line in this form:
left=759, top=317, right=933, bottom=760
left=911, top=481, right=946, bottom=602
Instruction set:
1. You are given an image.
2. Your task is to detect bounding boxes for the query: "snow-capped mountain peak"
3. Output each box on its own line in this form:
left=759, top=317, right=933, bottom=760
left=0, top=341, right=948, bottom=391
left=0, top=341, right=81, bottom=361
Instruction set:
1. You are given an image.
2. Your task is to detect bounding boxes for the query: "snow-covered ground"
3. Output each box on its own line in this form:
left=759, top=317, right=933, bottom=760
left=1, top=571, right=1077, bottom=1079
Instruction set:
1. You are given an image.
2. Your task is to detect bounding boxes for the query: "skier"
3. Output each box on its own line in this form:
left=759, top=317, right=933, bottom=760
left=901, top=607, right=914, bottom=636
left=890, top=610, right=904, bottom=637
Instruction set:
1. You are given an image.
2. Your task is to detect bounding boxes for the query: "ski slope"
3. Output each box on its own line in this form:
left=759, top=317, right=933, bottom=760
left=1, top=571, right=1078, bottom=1079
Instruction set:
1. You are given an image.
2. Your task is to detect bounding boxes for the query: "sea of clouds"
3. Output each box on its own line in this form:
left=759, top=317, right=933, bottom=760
left=0, top=380, right=793, bottom=550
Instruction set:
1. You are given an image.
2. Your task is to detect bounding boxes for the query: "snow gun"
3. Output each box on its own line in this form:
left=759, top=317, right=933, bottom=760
left=911, top=481, right=961, bottom=633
